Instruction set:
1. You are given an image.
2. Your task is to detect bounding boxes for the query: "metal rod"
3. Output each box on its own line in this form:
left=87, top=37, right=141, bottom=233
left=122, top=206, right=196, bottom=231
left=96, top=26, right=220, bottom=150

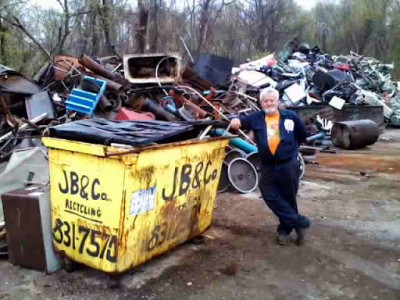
left=176, top=85, right=255, bottom=145
left=0, top=113, right=47, bottom=143
left=198, top=125, right=213, bottom=140
left=179, top=36, right=195, bottom=63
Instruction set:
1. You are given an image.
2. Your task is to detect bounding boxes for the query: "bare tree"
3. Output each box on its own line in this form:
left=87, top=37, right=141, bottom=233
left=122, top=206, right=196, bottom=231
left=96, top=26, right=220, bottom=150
left=135, top=0, right=149, bottom=53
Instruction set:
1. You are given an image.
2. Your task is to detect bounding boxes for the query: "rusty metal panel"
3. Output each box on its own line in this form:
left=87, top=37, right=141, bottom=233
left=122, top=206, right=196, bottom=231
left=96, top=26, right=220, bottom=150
left=53, top=55, right=82, bottom=81
left=43, top=137, right=228, bottom=274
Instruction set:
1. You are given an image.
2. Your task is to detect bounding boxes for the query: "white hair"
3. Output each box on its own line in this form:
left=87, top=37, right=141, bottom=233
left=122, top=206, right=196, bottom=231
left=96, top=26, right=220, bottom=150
left=259, top=87, right=279, bottom=102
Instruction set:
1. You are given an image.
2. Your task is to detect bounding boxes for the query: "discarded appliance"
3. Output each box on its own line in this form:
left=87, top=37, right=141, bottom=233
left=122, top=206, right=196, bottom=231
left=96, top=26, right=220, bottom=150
left=237, top=70, right=277, bottom=88
left=331, top=120, right=380, bottom=149
left=1, top=185, right=61, bottom=273
left=123, top=53, right=181, bottom=84
left=25, top=91, right=56, bottom=121
left=283, top=83, right=307, bottom=105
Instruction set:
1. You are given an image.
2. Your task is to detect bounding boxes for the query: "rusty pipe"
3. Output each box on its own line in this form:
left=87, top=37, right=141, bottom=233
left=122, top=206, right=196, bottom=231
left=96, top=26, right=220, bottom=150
left=79, top=54, right=118, bottom=81
left=182, top=100, right=208, bottom=119
left=169, top=90, right=208, bottom=119
left=141, top=99, right=177, bottom=122
left=80, top=70, right=124, bottom=92
left=99, top=96, right=113, bottom=112
left=93, top=75, right=124, bottom=92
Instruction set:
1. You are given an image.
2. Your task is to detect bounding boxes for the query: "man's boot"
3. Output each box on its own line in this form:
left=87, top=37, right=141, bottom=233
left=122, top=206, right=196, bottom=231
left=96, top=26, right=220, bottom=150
left=295, top=228, right=306, bottom=245
left=277, top=234, right=290, bottom=245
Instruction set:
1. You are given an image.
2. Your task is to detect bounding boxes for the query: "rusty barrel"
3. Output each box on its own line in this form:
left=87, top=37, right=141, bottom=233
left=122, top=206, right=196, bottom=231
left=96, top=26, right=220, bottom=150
left=331, top=120, right=380, bottom=149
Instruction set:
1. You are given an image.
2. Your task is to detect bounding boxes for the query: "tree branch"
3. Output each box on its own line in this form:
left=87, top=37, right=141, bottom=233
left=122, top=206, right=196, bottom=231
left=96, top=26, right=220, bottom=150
left=0, top=15, right=52, bottom=61
left=55, top=0, right=64, bottom=11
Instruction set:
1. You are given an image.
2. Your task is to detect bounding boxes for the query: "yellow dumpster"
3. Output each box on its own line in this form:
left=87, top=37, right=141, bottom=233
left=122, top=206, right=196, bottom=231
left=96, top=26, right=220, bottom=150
left=42, top=136, right=229, bottom=274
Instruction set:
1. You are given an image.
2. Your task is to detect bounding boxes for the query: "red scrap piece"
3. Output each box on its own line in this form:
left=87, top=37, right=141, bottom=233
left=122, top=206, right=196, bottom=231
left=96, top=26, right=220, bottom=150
left=116, top=108, right=155, bottom=121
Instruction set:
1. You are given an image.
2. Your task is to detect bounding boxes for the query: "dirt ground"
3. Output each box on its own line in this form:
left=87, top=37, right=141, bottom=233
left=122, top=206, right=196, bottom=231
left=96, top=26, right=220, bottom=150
left=1, top=130, right=400, bottom=300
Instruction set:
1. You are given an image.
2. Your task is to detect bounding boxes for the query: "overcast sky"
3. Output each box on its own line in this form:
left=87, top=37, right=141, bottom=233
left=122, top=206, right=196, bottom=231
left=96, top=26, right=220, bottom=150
left=295, top=0, right=317, bottom=10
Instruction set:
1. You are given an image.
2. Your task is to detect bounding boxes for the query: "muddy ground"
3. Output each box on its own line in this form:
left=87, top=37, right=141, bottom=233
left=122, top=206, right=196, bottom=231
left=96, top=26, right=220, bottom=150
left=1, top=130, right=400, bottom=300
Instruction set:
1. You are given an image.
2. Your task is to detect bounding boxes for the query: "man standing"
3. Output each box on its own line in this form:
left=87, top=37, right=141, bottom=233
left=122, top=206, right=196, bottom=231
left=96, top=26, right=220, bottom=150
left=230, top=87, right=310, bottom=245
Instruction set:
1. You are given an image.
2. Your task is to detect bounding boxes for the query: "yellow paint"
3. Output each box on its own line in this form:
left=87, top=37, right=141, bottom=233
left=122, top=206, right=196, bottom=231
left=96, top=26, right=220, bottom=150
left=43, top=137, right=229, bottom=273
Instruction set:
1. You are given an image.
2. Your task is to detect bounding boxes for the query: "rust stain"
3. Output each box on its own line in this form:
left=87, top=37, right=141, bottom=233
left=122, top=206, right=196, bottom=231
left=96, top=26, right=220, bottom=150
left=160, top=198, right=177, bottom=219
left=316, top=152, right=400, bottom=174
left=118, top=190, right=127, bottom=254
left=135, top=165, right=155, bottom=190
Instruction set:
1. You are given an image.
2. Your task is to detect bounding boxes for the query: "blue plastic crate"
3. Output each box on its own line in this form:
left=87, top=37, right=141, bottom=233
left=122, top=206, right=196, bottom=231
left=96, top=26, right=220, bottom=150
left=66, top=76, right=107, bottom=117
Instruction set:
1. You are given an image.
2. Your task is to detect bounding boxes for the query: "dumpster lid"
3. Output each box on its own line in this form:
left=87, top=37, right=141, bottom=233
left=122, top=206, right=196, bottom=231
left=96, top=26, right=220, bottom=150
left=49, top=119, right=195, bottom=147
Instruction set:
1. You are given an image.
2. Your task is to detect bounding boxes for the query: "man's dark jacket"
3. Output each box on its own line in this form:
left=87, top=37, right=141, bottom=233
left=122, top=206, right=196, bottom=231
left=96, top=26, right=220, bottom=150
left=239, top=109, right=306, bottom=164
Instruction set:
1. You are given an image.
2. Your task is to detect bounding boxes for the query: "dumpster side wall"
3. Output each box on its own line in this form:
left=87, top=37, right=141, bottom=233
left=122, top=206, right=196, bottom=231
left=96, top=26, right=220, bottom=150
left=116, top=139, right=228, bottom=273
left=49, top=148, right=126, bottom=273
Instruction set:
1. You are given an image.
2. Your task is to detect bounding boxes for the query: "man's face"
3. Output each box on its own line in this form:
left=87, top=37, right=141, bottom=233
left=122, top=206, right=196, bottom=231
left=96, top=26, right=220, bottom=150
left=260, top=95, right=278, bottom=115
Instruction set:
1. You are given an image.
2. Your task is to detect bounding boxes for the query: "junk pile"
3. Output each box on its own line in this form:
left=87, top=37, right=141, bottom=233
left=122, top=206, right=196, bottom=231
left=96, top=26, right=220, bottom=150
left=232, top=42, right=400, bottom=152
left=1, top=44, right=399, bottom=198
left=0, top=42, right=397, bottom=273
left=0, top=52, right=263, bottom=198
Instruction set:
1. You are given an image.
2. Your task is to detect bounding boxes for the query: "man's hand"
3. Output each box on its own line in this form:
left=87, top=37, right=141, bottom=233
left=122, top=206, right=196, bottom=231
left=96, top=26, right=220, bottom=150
left=230, top=118, right=241, bottom=130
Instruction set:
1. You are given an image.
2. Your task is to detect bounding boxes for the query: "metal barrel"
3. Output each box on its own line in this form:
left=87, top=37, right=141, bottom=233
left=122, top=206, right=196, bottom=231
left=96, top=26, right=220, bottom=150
left=331, top=120, right=380, bottom=149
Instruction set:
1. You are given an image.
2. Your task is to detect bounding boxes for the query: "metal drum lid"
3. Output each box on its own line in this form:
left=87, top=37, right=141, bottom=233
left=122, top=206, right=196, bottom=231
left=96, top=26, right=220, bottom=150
left=224, top=149, right=245, bottom=164
left=217, top=162, right=230, bottom=193
left=228, top=158, right=258, bottom=193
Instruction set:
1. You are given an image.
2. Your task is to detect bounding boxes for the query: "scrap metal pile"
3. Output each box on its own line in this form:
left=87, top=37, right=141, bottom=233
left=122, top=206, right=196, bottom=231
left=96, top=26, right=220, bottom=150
left=238, top=43, right=399, bottom=125
left=0, top=52, right=267, bottom=196
left=0, top=44, right=399, bottom=196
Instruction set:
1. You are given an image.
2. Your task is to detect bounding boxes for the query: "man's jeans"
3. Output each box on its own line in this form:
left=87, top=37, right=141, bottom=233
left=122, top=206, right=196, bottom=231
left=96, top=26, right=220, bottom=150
left=259, top=156, right=310, bottom=235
